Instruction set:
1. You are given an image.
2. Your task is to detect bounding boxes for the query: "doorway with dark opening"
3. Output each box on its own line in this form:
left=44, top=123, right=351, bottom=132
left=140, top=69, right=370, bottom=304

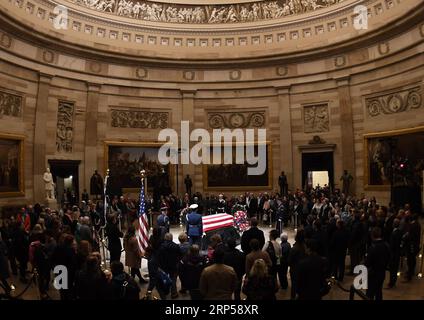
left=48, top=160, right=81, bottom=207
left=302, top=152, right=334, bottom=191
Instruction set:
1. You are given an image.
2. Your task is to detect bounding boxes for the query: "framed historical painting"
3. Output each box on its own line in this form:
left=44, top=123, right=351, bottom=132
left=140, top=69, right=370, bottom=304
left=0, top=133, right=24, bottom=197
left=364, top=126, right=424, bottom=190
left=104, top=141, right=173, bottom=195
left=203, top=142, right=272, bottom=190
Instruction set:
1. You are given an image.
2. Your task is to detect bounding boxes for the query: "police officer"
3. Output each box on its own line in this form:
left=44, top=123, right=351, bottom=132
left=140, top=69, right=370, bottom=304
left=186, top=204, right=203, bottom=246
left=157, top=207, right=170, bottom=240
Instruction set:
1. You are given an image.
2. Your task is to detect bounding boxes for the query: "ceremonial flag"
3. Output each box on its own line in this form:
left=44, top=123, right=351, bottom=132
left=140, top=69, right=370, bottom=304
left=202, top=213, right=235, bottom=233
left=136, top=177, right=149, bottom=252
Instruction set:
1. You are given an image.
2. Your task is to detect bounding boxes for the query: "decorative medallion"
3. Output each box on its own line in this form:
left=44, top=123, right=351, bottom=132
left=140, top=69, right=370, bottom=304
left=276, top=66, right=288, bottom=77
left=183, top=71, right=195, bottom=81
left=208, top=111, right=265, bottom=129
left=42, top=50, right=54, bottom=63
left=0, top=33, right=12, bottom=48
left=136, top=67, right=148, bottom=79
left=229, top=70, right=242, bottom=81
left=334, top=55, right=346, bottom=68
left=378, top=42, right=390, bottom=55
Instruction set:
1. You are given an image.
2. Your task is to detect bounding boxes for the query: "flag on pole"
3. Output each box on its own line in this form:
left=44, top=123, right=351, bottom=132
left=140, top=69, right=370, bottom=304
left=136, top=176, right=149, bottom=252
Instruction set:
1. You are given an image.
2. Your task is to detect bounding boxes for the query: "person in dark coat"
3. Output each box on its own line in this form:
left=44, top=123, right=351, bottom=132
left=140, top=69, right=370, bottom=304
left=223, top=239, right=246, bottom=300
left=145, top=245, right=167, bottom=300
left=329, top=220, right=350, bottom=281
left=159, top=233, right=181, bottom=299
left=0, top=218, right=17, bottom=276
left=179, top=245, right=207, bottom=300
left=74, top=254, right=111, bottom=300
left=348, top=211, right=364, bottom=274
left=0, top=236, right=12, bottom=296
left=404, top=214, right=421, bottom=281
left=365, top=227, right=391, bottom=300
left=388, top=219, right=402, bottom=288
left=241, top=217, right=265, bottom=255
left=288, top=229, right=306, bottom=300
left=13, top=222, right=30, bottom=283
left=296, top=239, right=329, bottom=300
left=105, top=214, right=123, bottom=263
left=110, top=261, right=140, bottom=300
left=279, top=232, right=291, bottom=290
left=242, top=258, right=278, bottom=300
left=245, top=193, right=258, bottom=218
left=51, top=234, right=78, bottom=300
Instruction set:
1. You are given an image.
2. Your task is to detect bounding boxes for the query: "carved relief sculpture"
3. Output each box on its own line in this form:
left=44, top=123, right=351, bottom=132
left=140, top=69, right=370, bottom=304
left=56, top=101, right=74, bottom=153
left=208, top=111, right=266, bottom=129
left=110, top=108, right=169, bottom=128
left=0, top=90, right=22, bottom=118
left=366, top=86, right=422, bottom=117
left=69, top=0, right=343, bottom=24
left=303, top=104, right=329, bottom=133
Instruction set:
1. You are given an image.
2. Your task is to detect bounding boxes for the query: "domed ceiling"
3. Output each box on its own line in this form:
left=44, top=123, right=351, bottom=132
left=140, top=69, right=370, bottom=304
left=69, top=0, right=345, bottom=24
left=0, top=0, right=422, bottom=63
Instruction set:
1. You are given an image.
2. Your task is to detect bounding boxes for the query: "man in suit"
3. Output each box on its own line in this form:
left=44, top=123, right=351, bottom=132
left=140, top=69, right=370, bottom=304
left=186, top=204, right=203, bottom=246
left=296, top=239, right=329, bottom=300
left=223, top=239, right=245, bottom=300
left=365, top=227, right=391, bottom=300
left=388, top=219, right=402, bottom=288
left=245, top=193, right=258, bottom=218
left=240, top=217, right=265, bottom=255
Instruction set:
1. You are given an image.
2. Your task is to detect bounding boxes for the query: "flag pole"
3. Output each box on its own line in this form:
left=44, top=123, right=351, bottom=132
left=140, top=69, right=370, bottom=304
left=100, top=168, right=109, bottom=269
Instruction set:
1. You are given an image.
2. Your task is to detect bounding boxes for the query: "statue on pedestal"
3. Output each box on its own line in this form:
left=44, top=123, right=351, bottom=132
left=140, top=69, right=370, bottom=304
left=340, top=169, right=353, bottom=196
left=90, top=170, right=104, bottom=200
left=43, top=167, right=55, bottom=200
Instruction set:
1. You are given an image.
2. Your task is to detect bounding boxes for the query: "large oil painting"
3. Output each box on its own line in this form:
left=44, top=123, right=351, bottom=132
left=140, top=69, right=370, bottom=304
left=0, top=134, right=24, bottom=197
left=365, top=127, right=424, bottom=189
left=204, top=143, right=272, bottom=190
left=105, top=142, right=172, bottom=195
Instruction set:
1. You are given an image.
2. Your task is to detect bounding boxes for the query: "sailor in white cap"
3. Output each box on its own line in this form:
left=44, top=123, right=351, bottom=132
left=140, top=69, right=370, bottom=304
left=217, top=194, right=226, bottom=213
left=186, top=203, right=202, bottom=246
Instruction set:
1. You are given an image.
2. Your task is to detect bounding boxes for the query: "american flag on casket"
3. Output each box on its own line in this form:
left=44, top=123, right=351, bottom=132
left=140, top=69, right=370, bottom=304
left=201, top=213, right=241, bottom=249
left=202, top=213, right=235, bottom=233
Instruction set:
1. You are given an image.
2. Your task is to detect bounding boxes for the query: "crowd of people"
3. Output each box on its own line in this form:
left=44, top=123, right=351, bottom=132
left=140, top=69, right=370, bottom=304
left=0, top=184, right=422, bottom=301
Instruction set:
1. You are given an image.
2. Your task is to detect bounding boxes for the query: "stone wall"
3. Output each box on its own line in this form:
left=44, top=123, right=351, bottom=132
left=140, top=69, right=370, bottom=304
left=0, top=0, right=423, bottom=206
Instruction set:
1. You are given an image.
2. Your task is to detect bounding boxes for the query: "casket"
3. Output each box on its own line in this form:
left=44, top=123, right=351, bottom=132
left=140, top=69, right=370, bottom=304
left=201, top=213, right=240, bottom=250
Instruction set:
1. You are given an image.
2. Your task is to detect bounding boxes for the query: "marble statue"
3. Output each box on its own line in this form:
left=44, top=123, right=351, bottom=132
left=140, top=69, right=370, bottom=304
left=43, top=168, right=55, bottom=200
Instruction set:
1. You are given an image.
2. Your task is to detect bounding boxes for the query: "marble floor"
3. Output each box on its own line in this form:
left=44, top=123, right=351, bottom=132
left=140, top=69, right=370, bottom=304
left=3, top=224, right=424, bottom=300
